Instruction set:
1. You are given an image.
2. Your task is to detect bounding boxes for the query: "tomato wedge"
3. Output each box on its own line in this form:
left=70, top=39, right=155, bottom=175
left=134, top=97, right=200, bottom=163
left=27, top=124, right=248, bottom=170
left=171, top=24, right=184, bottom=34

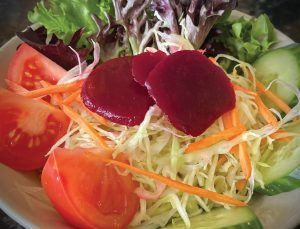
left=42, top=147, right=139, bottom=229
left=0, top=89, right=69, bottom=170
left=6, top=43, right=66, bottom=90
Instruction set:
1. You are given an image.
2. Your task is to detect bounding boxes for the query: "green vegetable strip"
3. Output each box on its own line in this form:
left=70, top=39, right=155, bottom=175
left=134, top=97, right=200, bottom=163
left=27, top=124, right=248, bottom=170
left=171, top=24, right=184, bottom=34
left=214, top=14, right=277, bottom=63
left=28, top=0, right=114, bottom=47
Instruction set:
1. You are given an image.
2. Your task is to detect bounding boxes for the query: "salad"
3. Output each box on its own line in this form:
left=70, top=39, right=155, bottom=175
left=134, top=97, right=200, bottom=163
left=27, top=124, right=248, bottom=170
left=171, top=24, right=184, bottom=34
left=0, top=0, right=300, bottom=228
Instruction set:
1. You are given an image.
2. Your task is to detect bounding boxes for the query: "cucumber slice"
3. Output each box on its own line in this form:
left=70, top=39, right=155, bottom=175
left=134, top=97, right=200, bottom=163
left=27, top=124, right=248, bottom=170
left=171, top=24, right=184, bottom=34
left=255, top=168, right=300, bottom=196
left=164, top=207, right=262, bottom=229
left=253, top=44, right=300, bottom=106
left=255, top=136, right=300, bottom=196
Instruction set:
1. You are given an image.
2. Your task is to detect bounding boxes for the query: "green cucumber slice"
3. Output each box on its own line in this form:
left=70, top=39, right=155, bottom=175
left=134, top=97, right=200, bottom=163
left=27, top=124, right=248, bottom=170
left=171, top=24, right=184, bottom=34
left=164, top=207, right=262, bottom=229
left=253, top=44, right=300, bottom=106
left=255, top=167, right=300, bottom=196
left=255, top=136, right=300, bottom=195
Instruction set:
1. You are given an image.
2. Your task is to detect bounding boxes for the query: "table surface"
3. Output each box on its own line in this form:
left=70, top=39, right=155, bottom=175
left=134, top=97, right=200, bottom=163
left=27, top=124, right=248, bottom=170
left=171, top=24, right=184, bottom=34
left=0, top=0, right=300, bottom=228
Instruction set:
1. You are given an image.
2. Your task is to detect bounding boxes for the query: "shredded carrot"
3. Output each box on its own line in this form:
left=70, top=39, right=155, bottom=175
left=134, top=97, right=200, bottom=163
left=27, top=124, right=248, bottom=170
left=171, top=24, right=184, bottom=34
left=185, top=126, right=245, bottom=154
left=40, top=80, right=64, bottom=105
left=236, top=179, right=247, bottom=191
left=230, top=109, right=251, bottom=179
left=63, top=90, right=81, bottom=105
left=232, top=83, right=257, bottom=96
left=238, top=142, right=251, bottom=180
left=247, top=70, right=291, bottom=114
left=62, top=104, right=112, bottom=151
left=255, top=95, right=278, bottom=126
left=231, top=108, right=240, bottom=127
left=270, top=133, right=291, bottom=142
left=230, top=146, right=239, bottom=155
left=222, top=110, right=234, bottom=129
left=256, top=81, right=291, bottom=114
left=261, top=129, right=293, bottom=144
left=209, top=57, right=217, bottom=64
left=77, top=100, right=109, bottom=126
left=222, top=109, right=239, bottom=155
left=217, top=155, right=228, bottom=167
left=22, top=80, right=83, bottom=98
left=102, top=157, right=246, bottom=206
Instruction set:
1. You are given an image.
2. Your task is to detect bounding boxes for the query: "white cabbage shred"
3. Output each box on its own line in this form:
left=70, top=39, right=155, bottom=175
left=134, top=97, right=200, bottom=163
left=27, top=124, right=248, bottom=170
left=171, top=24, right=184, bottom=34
left=48, top=54, right=300, bottom=228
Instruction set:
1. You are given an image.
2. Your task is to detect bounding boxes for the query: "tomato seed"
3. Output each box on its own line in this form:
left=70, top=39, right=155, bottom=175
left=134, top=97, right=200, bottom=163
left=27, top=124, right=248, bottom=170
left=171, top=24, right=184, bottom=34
left=28, top=63, right=37, bottom=70
left=24, top=71, right=32, bottom=78
left=24, top=81, right=34, bottom=87
left=47, top=129, right=56, bottom=135
left=8, top=129, right=16, bottom=138
left=12, top=133, right=22, bottom=143
left=34, top=137, right=40, bottom=147
left=48, top=121, right=57, bottom=127
left=28, top=138, right=34, bottom=148
left=35, top=75, right=42, bottom=80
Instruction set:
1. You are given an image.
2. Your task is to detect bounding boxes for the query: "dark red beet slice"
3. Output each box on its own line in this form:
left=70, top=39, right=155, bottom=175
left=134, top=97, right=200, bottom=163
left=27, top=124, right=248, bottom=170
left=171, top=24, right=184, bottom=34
left=132, top=51, right=167, bottom=86
left=145, top=50, right=236, bottom=136
left=81, top=56, right=154, bottom=126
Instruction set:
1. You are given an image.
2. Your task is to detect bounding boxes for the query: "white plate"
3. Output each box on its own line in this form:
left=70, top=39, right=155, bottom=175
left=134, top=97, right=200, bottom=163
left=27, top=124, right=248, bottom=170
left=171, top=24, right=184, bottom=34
left=0, top=11, right=299, bottom=229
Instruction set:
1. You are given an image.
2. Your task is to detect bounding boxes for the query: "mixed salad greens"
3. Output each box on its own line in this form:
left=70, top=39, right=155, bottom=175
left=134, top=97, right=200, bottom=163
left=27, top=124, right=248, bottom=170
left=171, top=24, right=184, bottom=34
left=0, top=0, right=300, bottom=228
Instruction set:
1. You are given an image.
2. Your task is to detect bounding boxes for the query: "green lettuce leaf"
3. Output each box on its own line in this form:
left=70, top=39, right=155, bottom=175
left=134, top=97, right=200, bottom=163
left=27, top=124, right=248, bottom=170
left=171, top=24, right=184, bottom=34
left=215, top=14, right=277, bottom=63
left=28, top=0, right=114, bottom=47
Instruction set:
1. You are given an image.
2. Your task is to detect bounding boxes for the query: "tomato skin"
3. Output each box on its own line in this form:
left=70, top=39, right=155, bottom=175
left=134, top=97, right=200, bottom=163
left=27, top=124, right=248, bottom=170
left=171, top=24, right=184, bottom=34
left=0, top=89, right=69, bottom=170
left=42, top=147, right=139, bottom=229
left=6, top=43, right=66, bottom=90
left=42, top=152, right=93, bottom=229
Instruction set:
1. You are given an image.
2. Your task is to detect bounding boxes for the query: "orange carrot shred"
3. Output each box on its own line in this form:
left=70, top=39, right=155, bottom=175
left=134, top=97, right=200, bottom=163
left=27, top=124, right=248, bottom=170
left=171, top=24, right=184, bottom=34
left=230, top=109, right=252, bottom=180
left=231, top=108, right=240, bottom=127
left=185, top=126, right=245, bottom=154
left=209, top=57, right=217, bottom=64
left=221, top=109, right=239, bottom=155
left=255, top=80, right=291, bottom=114
left=22, top=80, right=83, bottom=98
left=62, top=104, right=113, bottom=151
left=231, top=146, right=239, bottom=155
left=63, top=90, right=81, bottom=105
left=270, top=135, right=290, bottom=142
left=236, top=179, right=247, bottom=191
left=247, top=70, right=291, bottom=114
left=222, top=110, right=234, bottom=129
left=255, top=95, right=278, bottom=126
left=268, top=129, right=293, bottom=142
left=232, top=83, right=257, bottom=96
left=239, top=142, right=251, bottom=180
left=40, top=81, right=64, bottom=105
left=217, top=155, right=228, bottom=167
left=102, top=157, right=246, bottom=206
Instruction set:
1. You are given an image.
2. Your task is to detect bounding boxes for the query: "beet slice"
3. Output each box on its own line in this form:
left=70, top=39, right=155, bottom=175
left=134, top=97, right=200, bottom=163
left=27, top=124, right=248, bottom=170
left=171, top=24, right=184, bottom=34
left=81, top=56, right=154, bottom=126
left=145, top=50, right=236, bottom=136
left=132, top=51, right=167, bottom=86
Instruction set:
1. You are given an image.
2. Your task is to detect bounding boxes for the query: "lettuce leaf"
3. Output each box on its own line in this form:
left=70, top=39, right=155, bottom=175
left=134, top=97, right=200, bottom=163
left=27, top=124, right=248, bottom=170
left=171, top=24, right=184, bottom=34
left=150, top=0, right=237, bottom=50
left=213, top=14, right=277, bottom=63
left=17, top=27, right=90, bottom=70
left=25, top=0, right=238, bottom=64
left=28, top=0, right=114, bottom=47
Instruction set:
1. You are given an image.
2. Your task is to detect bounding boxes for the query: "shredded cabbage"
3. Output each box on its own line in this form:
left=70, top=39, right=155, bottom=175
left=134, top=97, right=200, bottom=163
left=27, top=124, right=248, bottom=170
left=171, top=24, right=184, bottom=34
left=48, top=53, right=300, bottom=228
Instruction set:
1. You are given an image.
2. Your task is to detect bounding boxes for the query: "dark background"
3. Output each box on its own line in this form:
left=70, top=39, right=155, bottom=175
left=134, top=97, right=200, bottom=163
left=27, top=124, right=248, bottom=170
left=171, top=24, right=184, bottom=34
left=0, top=0, right=300, bottom=228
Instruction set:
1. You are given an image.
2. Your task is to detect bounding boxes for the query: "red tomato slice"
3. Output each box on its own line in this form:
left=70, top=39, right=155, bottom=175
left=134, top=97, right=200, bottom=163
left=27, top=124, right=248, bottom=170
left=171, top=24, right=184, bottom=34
left=6, top=43, right=66, bottom=90
left=0, top=89, right=69, bottom=171
left=42, top=147, right=139, bottom=229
